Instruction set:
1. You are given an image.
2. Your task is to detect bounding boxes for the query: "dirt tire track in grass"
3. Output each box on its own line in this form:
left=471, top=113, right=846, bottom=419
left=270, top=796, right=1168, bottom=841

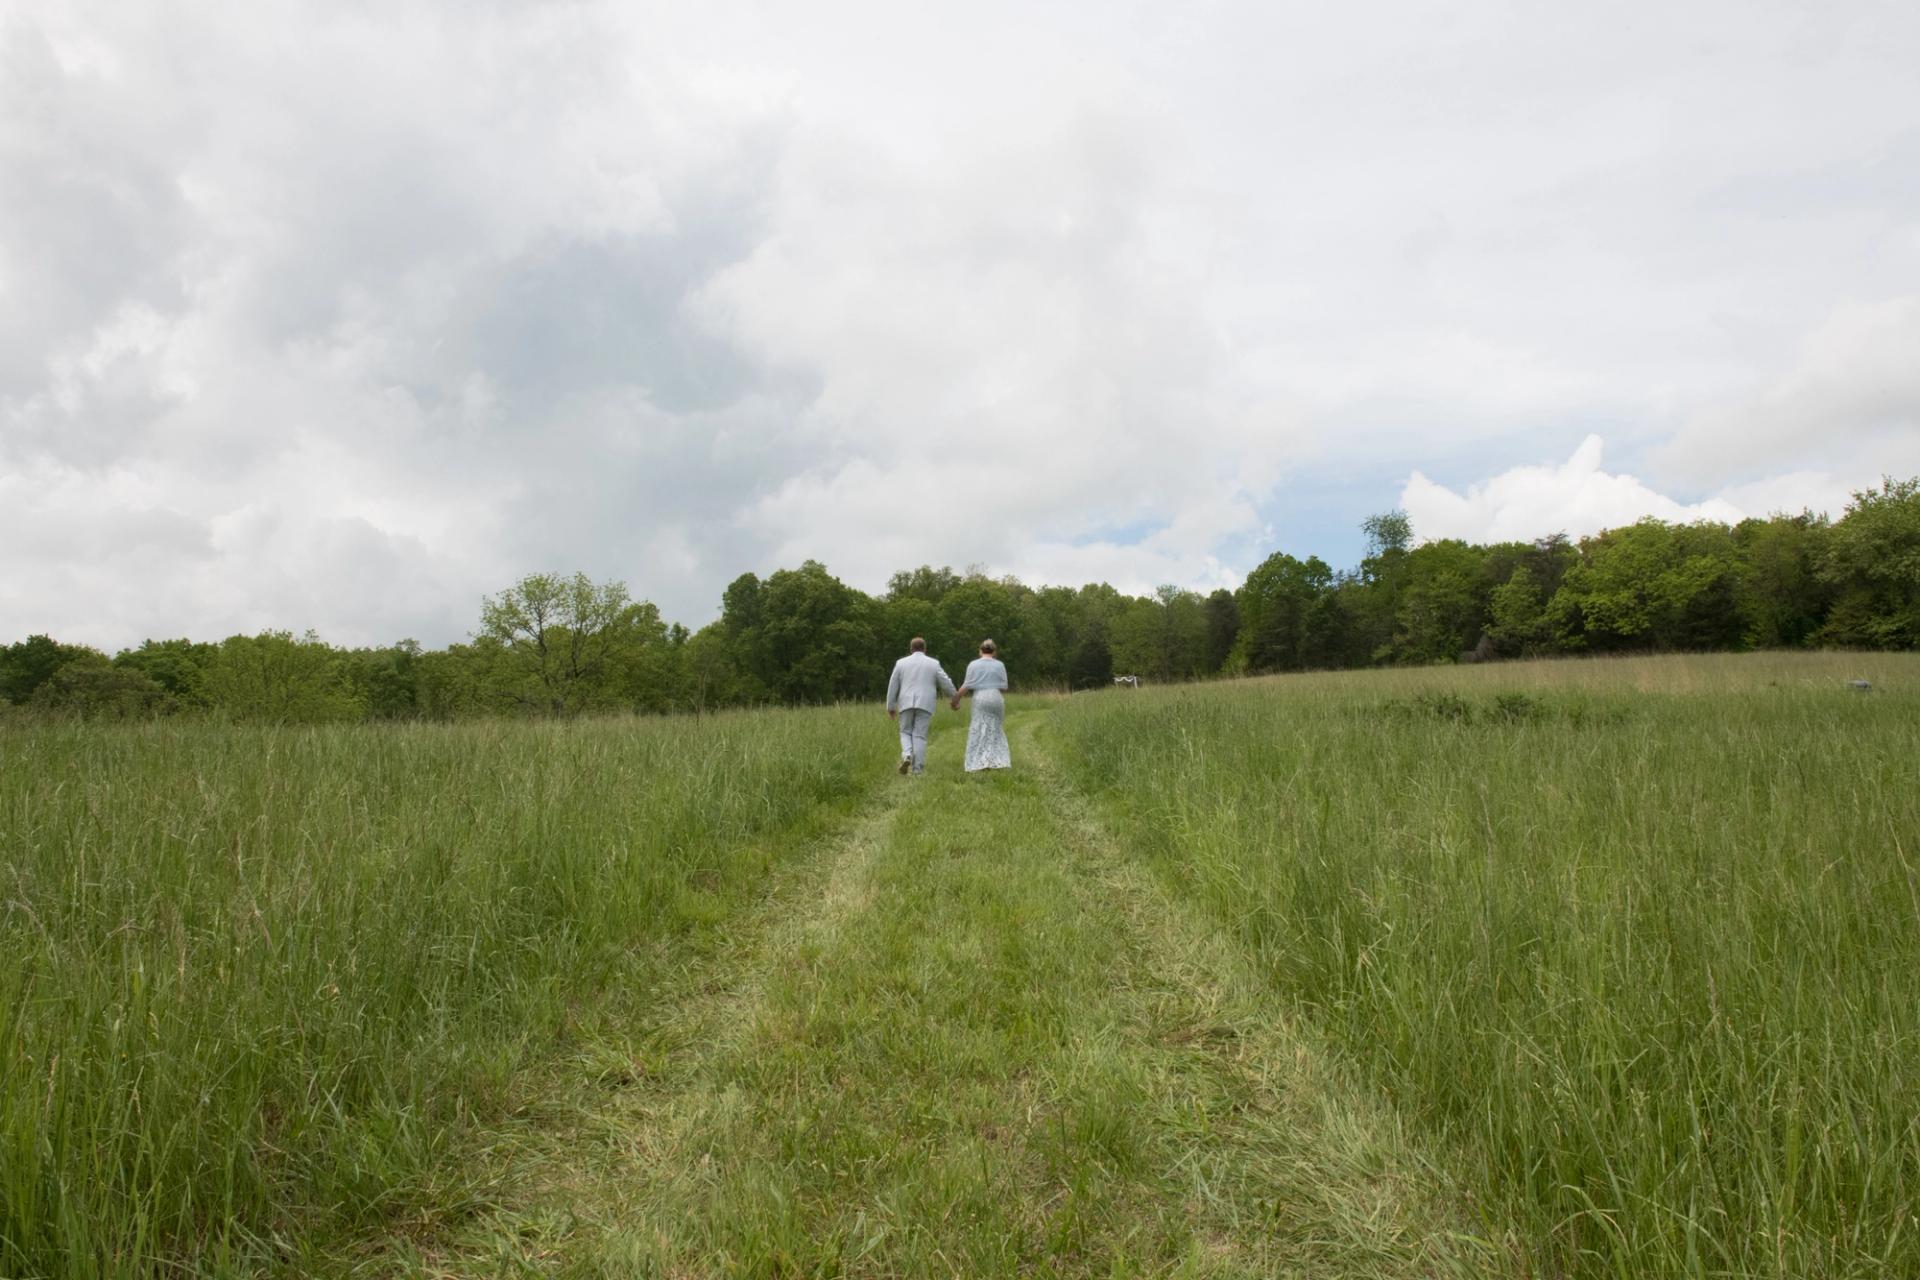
left=408, top=708, right=1496, bottom=1278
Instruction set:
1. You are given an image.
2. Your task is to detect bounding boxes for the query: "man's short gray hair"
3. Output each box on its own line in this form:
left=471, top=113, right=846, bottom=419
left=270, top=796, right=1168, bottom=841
left=910, top=636, right=926, bottom=652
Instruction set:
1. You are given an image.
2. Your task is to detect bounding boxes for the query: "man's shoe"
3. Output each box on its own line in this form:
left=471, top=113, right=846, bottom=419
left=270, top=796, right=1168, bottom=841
left=898, top=757, right=911, bottom=775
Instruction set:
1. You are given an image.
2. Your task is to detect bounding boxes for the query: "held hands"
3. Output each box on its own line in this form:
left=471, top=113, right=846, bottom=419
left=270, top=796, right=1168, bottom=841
left=950, top=694, right=963, bottom=710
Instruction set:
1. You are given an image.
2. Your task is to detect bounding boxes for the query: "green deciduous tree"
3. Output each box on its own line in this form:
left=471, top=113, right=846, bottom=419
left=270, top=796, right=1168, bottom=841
left=601, top=601, right=679, bottom=713
left=1548, top=520, right=1748, bottom=652
left=1236, top=551, right=1334, bottom=672
left=938, top=576, right=1026, bottom=672
left=1006, top=585, right=1081, bottom=688
left=1395, top=539, right=1488, bottom=663
left=1362, top=509, right=1412, bottom=556
left=0, top=635, right=101, bottom=705
left=1108, top=598, right=1160, bottom=680
left=411, top=640, right=508, bottom=719
left=1068, top=634, right=1113, bottom=690
left=1112, top=586, right=1210, bottom=681
left=1736, top=513, right=1833, bottom=647
left=1203, top=588, right=1239, bottom=674
left=1487, top=566, right=1550, bottom=656
left=1816, top=477, right=1920, bottom=648
left=341, top=641, right=423, bottom=720
left=6, top=474, right=1917, bottom=728
left=113, top=638, right=217, bottom=707
left=741, top=561, right=881, bottom=703
left=205, top=631, right=364, bottom=723
left=29, top=658, right=174, bottom=720
left=1354, top=511, right=1415, bottom=662
left=478, top=572, right=634, bottom=715
left=886, top=564, right=963, bottom=604
left=680, top=624, right=751, bottom=714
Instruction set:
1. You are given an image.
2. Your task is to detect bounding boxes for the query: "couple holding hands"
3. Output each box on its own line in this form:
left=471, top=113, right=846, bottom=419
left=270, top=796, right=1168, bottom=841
left=884, top=638, right=1011, bottom=775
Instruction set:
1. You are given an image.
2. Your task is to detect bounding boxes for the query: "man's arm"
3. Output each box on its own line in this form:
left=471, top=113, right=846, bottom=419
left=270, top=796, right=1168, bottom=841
left=936, top=665, right=956, bottom=699
left=886, top=663, right=902, bottom=715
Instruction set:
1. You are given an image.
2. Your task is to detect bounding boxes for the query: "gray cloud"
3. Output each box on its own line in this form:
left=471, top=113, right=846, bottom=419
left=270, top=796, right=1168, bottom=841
left=3, top=0, right=1919, bottom=649
left=0, top=24, right=191, bottom=409
left=1655, top=298, right=1920, bottom=488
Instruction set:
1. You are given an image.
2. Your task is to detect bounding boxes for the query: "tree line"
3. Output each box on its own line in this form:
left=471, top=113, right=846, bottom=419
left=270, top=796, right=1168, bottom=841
left=4, top=477, right=1915, bottom=724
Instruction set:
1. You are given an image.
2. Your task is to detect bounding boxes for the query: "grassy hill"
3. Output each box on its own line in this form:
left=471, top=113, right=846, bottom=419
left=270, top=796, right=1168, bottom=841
left=3, top=652, right=1913, bottom=1276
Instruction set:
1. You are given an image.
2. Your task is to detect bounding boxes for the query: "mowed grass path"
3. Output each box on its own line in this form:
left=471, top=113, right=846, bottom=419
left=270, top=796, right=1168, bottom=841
left=417, top=710, right=1485, bottom=1278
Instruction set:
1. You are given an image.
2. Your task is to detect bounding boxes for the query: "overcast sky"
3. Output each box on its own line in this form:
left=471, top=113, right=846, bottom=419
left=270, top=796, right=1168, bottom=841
left=4, top=1, right=1918, bottom=650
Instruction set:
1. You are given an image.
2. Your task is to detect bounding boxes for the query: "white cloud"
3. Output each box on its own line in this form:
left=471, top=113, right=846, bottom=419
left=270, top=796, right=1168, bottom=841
left=698, top=108, right=1289, bottom=594
left=1399, top=434, right=1879, bottom=548
left=1653, top=297, right=1920, bottom=491
left=1403, top=436, right=1746, bottom=544
left=2, top=0, right=1919, bottom=648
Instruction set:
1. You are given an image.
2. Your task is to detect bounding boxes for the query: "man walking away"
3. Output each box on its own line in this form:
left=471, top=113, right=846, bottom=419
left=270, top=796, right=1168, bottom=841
left=886, top=637, right=956, bottom=775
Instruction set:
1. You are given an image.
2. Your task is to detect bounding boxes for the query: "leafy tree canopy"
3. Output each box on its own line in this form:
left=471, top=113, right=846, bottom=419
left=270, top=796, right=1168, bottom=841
left=6, top=477, right=1917, bottom=724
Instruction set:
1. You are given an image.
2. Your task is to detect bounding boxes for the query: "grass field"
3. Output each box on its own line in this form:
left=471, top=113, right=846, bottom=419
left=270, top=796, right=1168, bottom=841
left=1053, top=651, right=1920, bottom=1278
left=0, top=708, right=894, bottom=1276
left=3, top=652, right=1915, bottom=1277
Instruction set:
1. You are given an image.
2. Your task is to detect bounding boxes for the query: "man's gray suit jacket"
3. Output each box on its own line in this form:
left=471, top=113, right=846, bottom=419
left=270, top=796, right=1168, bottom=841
left=886, top=652, right=956, bottom=713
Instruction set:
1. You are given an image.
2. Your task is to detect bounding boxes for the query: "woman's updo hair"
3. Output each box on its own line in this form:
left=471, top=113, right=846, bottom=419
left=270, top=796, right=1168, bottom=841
left=979, top=639, right=996, bottom=655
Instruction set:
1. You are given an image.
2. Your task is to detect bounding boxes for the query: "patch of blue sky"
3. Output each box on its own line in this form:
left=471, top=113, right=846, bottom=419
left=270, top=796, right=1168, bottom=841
left=1245, top=417, right=1618, bottom=570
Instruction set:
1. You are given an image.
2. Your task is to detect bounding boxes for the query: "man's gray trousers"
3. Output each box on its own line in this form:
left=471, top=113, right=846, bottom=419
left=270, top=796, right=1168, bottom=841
left=897, top=707, right=932, bottom=773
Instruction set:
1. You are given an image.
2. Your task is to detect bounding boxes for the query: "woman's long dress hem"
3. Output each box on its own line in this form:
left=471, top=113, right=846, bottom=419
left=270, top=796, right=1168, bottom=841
left=963, top=688, right=1011, bottom=772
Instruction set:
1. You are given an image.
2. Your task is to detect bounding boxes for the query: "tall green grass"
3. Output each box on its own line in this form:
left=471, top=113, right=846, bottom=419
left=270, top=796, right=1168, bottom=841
left=1051, top=652, right=1920, bottom=1278
left=0, top=707, right=892, bottom=1276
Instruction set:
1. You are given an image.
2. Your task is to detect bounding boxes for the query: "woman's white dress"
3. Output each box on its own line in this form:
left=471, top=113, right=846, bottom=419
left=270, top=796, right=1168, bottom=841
left=962, top=657, right=1011, bottom=771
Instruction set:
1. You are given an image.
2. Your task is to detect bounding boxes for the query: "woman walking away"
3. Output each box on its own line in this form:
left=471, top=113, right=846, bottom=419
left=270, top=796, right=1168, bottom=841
left=953, top=639, right=1011, bottom=772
